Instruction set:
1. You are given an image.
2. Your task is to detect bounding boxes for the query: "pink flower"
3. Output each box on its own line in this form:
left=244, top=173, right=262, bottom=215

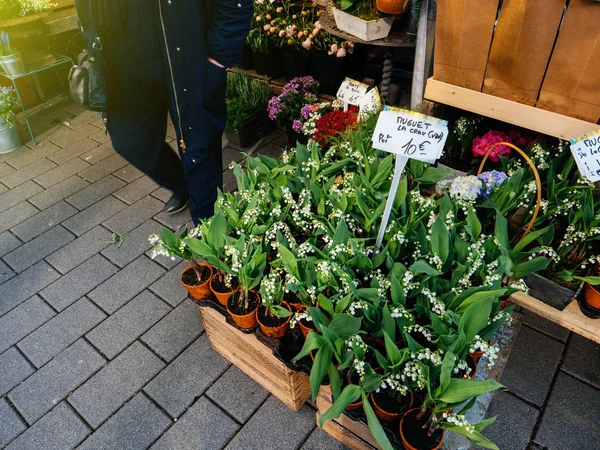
left=472, top=130, right=512, bottom=163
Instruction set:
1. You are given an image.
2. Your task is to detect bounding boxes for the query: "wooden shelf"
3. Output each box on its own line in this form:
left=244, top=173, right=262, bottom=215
left=510, top=292, right=600, bottom=344
left=424, top=78, right=598, bottom=140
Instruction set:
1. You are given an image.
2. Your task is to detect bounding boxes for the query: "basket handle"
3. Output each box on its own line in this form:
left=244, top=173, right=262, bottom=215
left=476, top=142, right=541, bottom=241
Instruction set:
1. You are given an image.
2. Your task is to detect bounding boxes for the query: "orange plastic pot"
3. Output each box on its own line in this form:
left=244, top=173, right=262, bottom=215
left=210, top=274, right=234, bottom=306
left=180, top=264, right=213, bottom=300
left=400, top=408, right=445, bottom=450
left=369, top=390, right=413, bottom=422
left=585, top=283, right=600, bottom=309
left=346, top=397, right=363, bottom=412
left=257, top=302, right=292, bottom=338
left=298, top=318, right=315, bottom=338
left=227, top=290, right=259, bottom=329
left=376, top=0, right=411, bottom=15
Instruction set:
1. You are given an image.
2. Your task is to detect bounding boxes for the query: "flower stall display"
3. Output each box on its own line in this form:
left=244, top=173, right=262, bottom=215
left=0, top=85, right=21, bottom=153
left=332, top=0, right=396, bottom=41
left=0, top=0, right=56, bottom=23
left=224, top=70, right=274, bottom=148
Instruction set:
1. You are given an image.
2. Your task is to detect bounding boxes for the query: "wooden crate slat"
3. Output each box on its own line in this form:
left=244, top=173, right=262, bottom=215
left=510, top=292, right=600, bottom=344
left=433, top=0, right=499, bottom=91
left=199, top=306, right=311, bottom=411
left=317, top=409, right=378, bottom=450
left=537, top=0, right=600, bottom=124
left=425, top=78, right=598, bottom=140
left=482, top=0, right=567, bottom=106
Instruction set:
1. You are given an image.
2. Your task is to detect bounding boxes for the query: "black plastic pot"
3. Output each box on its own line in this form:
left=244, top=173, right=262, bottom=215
left=281, top=47, right=309, bottom=81
left=225, top=111, right=276, bottom=148
left=285, top=123, right=308, bottom=148
left=526, top=273, right=583, bottom=311
left=308, top=51, right=345, bottom=96
left=253, top=45, right=283, bottom=79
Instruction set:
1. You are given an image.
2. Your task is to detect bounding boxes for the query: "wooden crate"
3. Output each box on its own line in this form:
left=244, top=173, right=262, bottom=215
left=316, top=386, right=381, bottom=450
left=199, top=305, right=311, bottom=412
left=433, top=0, right=600, bottom=125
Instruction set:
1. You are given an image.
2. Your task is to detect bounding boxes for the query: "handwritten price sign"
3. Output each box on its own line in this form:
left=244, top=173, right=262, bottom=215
left=336, top=78, right=369, bottom=105
left=371, top=107, right=449, bottom=163
left=358, top=87, right=381, bottom=118
left=570, top=130, right=600, bottom=182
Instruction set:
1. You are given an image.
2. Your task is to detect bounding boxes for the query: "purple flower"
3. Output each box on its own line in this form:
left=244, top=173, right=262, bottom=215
left=478, top=170, right=508, bottom=199
left=292, top=120, right=303, bottom=133
left=300, top=104, right=313, bottom=120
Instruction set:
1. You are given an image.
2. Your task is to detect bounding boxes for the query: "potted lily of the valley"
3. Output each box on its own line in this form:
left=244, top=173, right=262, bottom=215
left=257, top=271, right=293, bottom=337
left=0, top=85, right=20, bottom=153
left=148, top=227, right=213, bottom=300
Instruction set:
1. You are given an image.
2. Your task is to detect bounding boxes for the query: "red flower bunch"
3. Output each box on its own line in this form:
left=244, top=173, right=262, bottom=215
left=313, top=110, right=357, bottom=147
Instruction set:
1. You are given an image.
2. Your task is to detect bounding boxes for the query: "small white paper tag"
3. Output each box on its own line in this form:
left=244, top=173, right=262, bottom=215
left=336, top=78, right=369, bottom=106
left=371, top=107, right=449, bottom=163
left=570, top=130, right=600, bottom=182
left=358, top=87, right=382, bottom=118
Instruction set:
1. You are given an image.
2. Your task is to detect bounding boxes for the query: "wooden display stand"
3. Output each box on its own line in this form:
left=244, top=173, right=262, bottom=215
left=198, top=305, right=311, bottom=412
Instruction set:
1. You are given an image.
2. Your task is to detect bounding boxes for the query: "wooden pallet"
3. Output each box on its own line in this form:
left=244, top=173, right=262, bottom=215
left=510, top=292, right=600, bottom=344
left=316, top=385, right=381, bottom=450
left=198, top=305, right=311, bottom=412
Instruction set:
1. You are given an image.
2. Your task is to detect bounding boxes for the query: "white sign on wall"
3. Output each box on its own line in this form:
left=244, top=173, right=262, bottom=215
left=570, top=130, right=600, bottom=182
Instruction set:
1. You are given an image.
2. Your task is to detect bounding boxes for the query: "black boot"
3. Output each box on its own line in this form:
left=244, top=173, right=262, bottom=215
left=163, top=192, right=190, bottom=215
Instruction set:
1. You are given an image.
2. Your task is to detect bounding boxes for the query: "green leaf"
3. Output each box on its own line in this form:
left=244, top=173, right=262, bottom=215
left=332, top=220, right=350, bottom=246
left=278, top=246, right=299, bottom=280
left=437, top=378, right=503, bottom=404
left=271, top=305, right=292, bottom=318
left=328, top=363, right=342, bottom=400
left=513, top=226, right=551, bottom=253
left=310, top=346, right=332, bottom=400
left=383, top=330, right=403, bottom=367
left=512, top=257, right=550, bottom=278
left=474, top=416, right=497, bottom=433
left=318, top=295, right=335, bottom=316
left=335, top=294, right=353, bottom=314
left=409, top=260, right=440, bottom=276
left=415, top=167, right=452, bottom=184
left=459, top=298, right=492, bottom=342
left=466, top=206, right=482, bottom=240
left=382, top=305, right=396, bottom=342
left=440, top=424, right=499, bottom=450
left=208, top=211, right=227, bottom=251
left=360, top=373, right=383, bottom=393
left=318, top=384, right=362, bottom=427
left=328, top=314, right=362, bottom=339
left=362, top=395, right=394, bottom=450
left=293, top=330, right=324, bottom=362
left=439, top=351, right=456, bottom=393
left=574, top=275, right=600, bottom=285
left=494, top=210, right=509, bottom=249
left=431, top=218, right=450, bottom=264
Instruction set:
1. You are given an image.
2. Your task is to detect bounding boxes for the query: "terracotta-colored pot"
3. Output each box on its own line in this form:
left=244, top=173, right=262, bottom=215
left=585, top=283, right=600, bottom=309
left=466, top=354, right=478, bottom=380
left=257, top=302, right=292, bottom=338
left=210, top=274, right=234, bottom=306
left=298, top=318, right=315, bottom=338
left=376, top=0, right=411, bottom=15
left=400, top=408, right=445, bottom=450
left=471, top=339, right=493, bottom=363
left=369, top=390, right=413, bottom=422
left=227, top=290, right=259, bottom=329
left=180, top=264, right=213, bottom=300
left=346, top=397, right=363, bottom=412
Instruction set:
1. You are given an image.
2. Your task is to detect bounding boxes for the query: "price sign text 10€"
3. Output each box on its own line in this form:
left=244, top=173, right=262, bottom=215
left=371, top=107, right=449, bottom=162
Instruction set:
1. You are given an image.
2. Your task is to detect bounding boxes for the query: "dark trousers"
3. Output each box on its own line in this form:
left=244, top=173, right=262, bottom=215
left=106, top=73, right=223, bottom=223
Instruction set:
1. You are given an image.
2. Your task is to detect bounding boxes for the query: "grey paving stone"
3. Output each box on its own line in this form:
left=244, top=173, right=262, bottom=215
left=0, top=202, right=39, bottom=234
left=3, top=226, right=75, bottom=273
left=0, top=347, right=34, bottom=395
left=88, top=256, right=165, bottom=314
left=0, top=145, right=27, bottom=164
left=0, top=259, right=14, bottom=284
left=102, top=196, right=164, bottom=235
left=79, top=142, right=115, bottom=165
left=47, top=137, right=100, bottom=165
left=222, top=147, right=244, bottom=170
left=101, top=220, right=160, bottom=268
left=77, top=394, right=171, bottom=450
left=9, top=340, right=105, bottom=423
left=523, top=310, right=570, bottom=343
left=0, top=181, right=6, bottom=195
left=0, top=398, right=26, bottom=448
left=205, top=366, right=269, bottom=423
left=0, top=296, right=55, bottom=353
left=500, top=326, right=564, bottom=407
left=33, top=157, right=91, bottom=188
left=86, top=290, right=170, bottom=360
left=113, top=176, right=160, bottom=205
left=151, top=186, right=171, bottom=203
left=480, top=390, right=538, bottom=450
left=27, top=175, right=90, bottom=211
left=65, top=175, right=126, bottom=210
left=65, top=109, right=99, bottom=128
left=5, top=141, right=61, bottom=170
left=150, top=251, right=183, bottom=270
left=153, top=208, right=193, bottom=232
left=0, top=180, right=44, bottom=214
left=149, top=260, right=189, bottom=307
left=141, top=299, right=203, bottom=362
left=0, top=157, right=57, bottom=188
left=150, top=396, right=238, bottom=450
left=46, top=225, right=113, bottom=274
left=50, top=123, right=99, bottom=149
left=0, top=261, right=60, bottom=316
left=78, top=153, right=128, bottom=183
left=561, top=333, right=600, bottom=389
left=18, top=298, right=107, bottom=368
left=224, top=396, right=315, bottom=450
left=68, top=341, right=165, bottom=429
left=89, top=128, right=111, bottom=144
left=113, top=164, right=144, bottom=183
left=536, top=372, right=600, bottom=449
left=5, top=402, right=89, bottom=450
left=0, top=161, right=15, bottom=177
left=223, top=169, right=237, bottom=193
left=301, top=427, right=350, bottom=450
left=144, top=335, right=230, bottom=417
left=62, top=196, right=128, bottom=236
left=41, top=254, right=117, bottom=311
left=254, top=142, right=284, bottom=160
left=11, top=201, right=78, bottom=242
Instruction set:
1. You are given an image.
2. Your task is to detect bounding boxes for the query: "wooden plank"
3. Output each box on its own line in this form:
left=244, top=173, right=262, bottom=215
left=510, top=291, right=600, bottom=344
left=483, top=0, right=567, bottom=106
left=433, top=0, right=499, bottom=91
left=317, top=409, right=378, bottom=450
left=537, top=0, right=600, bottom=124
left=425, top=78, right=598, bottom=140
left=199, top=306, right=311, bottom=411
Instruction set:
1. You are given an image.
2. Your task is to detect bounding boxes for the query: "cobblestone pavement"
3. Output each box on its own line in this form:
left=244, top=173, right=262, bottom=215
left=0, top=100, right=598, bottom=450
